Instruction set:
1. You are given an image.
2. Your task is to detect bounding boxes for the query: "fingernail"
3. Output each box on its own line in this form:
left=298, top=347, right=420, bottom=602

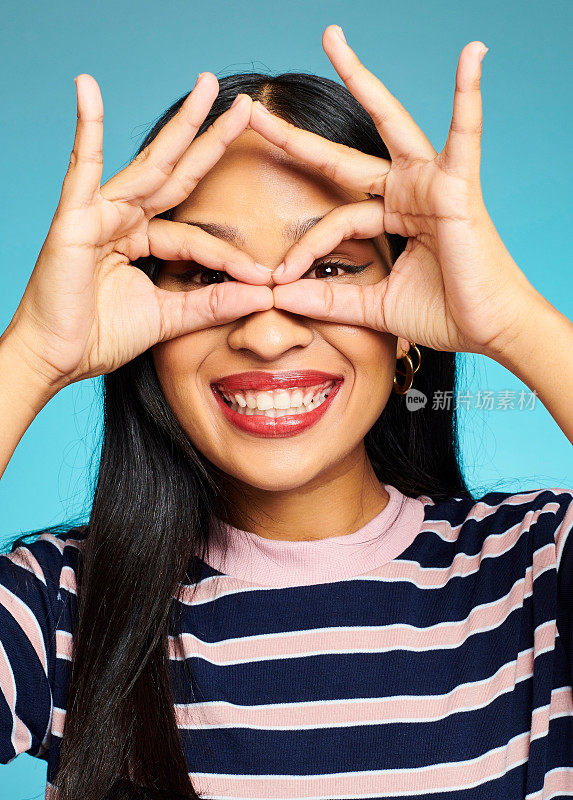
left=479, top=45, right=488, bottom=63
left=231, top=93, right=244, bottom=108
left=272, top=263, right=286, bottom=280
left=195, top=72, right=205, bottom=87
left=335, top=25, right=347, bottom=43
left=255, top=101, right=271, bottom=115
left=255, top=262, right=273, bottom=275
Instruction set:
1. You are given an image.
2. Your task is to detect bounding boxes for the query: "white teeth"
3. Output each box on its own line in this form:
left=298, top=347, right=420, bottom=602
left=222, top=388, right=333, bottom=417
left=218, top=381, right=335, bottom=412
left=216, top=380, right=338, bottom=418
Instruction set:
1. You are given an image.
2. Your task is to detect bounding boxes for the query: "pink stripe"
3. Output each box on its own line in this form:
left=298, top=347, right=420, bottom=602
left=56, top=629, right=73, bottom=661
left=0, top=584, right=48, bottom=673
left=51, top=707, right=66, bottom=738
left=0, top=639, right=32, bottom=757
left=60, top=565, right=77, bottom=595
left=75, top=608, right=529, bottom=672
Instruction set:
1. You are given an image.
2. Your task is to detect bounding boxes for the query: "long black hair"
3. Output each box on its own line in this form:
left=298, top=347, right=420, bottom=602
left=5, top=71, right=472, bottom=800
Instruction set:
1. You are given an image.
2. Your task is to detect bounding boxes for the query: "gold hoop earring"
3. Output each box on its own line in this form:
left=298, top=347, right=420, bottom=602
left=393, top=342, right=421, bottom=395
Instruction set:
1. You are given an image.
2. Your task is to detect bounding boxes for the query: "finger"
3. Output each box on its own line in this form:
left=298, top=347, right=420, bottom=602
left=272, top=197, right=386, bottom=283
left=250, top=101, right=390, bottom=195
left=59, top=74, right=104, bottom=210
left=142, top=94, right=253, bottom=216
left=147, top=218, right=273, bottom=284
left=272, top=279, right=389, bottom=332
left=156, top=280, right=273, bottom=340
left=321, top=24, right=436, bottom=161
left=100, top=72, right=219, bottom=203
left=440, top=41, right=488, bottom=179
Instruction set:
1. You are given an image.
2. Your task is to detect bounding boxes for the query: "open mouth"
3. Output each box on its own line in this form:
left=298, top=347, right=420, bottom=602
left=213, top=379, right=336, bottom=417
left=210, top=377, right=344, bottom=438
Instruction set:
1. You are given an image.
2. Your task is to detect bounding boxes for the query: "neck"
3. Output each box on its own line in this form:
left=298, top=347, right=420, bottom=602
left=221, top=444, right=389, bottom=542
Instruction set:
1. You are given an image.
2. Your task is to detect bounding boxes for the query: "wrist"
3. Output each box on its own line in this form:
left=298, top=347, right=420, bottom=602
left=484, top=290, right=572, bottom=386
left=0, top=324, right=66, bottom=415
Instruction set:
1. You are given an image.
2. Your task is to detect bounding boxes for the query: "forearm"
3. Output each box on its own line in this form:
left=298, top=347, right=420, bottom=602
left=487, top=293, right=573, bottom=445
left=0, top=329, right=61, bottom=481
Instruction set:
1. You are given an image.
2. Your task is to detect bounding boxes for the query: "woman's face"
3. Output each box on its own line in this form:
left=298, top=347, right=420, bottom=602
left=152, top=128, right=401, bottom=494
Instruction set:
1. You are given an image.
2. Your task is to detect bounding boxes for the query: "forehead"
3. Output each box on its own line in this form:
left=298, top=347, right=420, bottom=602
left=171, top=129, right=367, bottom=240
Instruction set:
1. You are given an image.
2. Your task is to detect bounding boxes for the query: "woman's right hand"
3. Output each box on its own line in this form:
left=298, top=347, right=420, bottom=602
left=2, top=73, right=273, bottom=392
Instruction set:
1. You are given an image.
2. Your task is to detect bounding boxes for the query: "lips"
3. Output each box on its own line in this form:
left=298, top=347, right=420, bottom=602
left=211, top=377, right=343, bottom=438
left=212, top=370, right=343, bottom=393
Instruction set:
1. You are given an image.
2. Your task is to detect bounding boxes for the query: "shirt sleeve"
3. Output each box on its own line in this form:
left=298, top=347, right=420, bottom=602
left=0, top=536, right=62, bottom=765
left=554, top=489, right=573, bottom=687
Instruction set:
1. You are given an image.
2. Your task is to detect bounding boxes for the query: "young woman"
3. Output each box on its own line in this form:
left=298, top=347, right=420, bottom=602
left=0, top=23, right=571, bottom=800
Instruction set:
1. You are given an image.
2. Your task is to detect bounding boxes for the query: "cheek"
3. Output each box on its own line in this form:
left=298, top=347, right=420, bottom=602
left=324, top=324, right=396, bottom=382
left=321, top=323, right=396, bottom=417
left=150, top=332, right=209, bottom=417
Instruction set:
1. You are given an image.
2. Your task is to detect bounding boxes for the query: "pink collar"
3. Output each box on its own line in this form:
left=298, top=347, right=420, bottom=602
left=204, top=483, right=426, bottom=587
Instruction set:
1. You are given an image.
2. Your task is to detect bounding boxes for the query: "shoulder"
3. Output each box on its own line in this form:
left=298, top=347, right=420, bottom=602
left=0, top=527, right=87, bottom=611
left=419, top=486, right=573, bottom=556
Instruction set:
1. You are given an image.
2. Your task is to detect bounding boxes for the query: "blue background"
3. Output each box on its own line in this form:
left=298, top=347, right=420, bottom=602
left=0, top=0, right=571, bottom=795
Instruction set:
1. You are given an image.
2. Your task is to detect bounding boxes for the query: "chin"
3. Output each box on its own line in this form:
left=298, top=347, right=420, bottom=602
left=221, top=463, right=329, bottom=494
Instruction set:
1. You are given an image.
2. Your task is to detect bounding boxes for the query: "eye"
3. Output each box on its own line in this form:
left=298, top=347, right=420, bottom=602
left=302, top=259, right=374, bottom=279
left=169, top=258, right=374, bottom=286
left=171, top=266, right=234, bottom=286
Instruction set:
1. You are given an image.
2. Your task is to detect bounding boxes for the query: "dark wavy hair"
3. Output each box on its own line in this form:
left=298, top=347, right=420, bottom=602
left=5, top=71, right=472, bottom=800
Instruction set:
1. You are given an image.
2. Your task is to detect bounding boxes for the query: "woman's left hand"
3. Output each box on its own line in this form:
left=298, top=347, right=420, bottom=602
left=249, top=24, right=542, bottom=359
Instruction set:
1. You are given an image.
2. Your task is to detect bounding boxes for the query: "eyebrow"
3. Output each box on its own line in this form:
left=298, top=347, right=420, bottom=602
left=180, top=216, right=326, bottom=247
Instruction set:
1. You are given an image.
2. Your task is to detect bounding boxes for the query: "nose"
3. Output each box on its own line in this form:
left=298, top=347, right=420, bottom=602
left=227, top=307, right=314, bottom=361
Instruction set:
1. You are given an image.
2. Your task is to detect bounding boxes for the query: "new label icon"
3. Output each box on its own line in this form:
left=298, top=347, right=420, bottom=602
left=405, top=388, right=427, bottom=411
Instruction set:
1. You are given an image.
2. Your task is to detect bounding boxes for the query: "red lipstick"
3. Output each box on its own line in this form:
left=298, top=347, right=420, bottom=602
left=210, top=371, right=344, bottom=439
left=212, top=370, right=342, bottom=393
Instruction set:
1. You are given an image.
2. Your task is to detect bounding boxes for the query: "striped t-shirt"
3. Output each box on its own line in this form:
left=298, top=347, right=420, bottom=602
left=1, top=481, right=572, bottom=800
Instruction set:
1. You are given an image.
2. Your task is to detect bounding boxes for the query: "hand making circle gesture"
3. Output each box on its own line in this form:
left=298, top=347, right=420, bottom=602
left=4, top=74, right=273, bottom=390
left=250, top=24, right=539, bottom=358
